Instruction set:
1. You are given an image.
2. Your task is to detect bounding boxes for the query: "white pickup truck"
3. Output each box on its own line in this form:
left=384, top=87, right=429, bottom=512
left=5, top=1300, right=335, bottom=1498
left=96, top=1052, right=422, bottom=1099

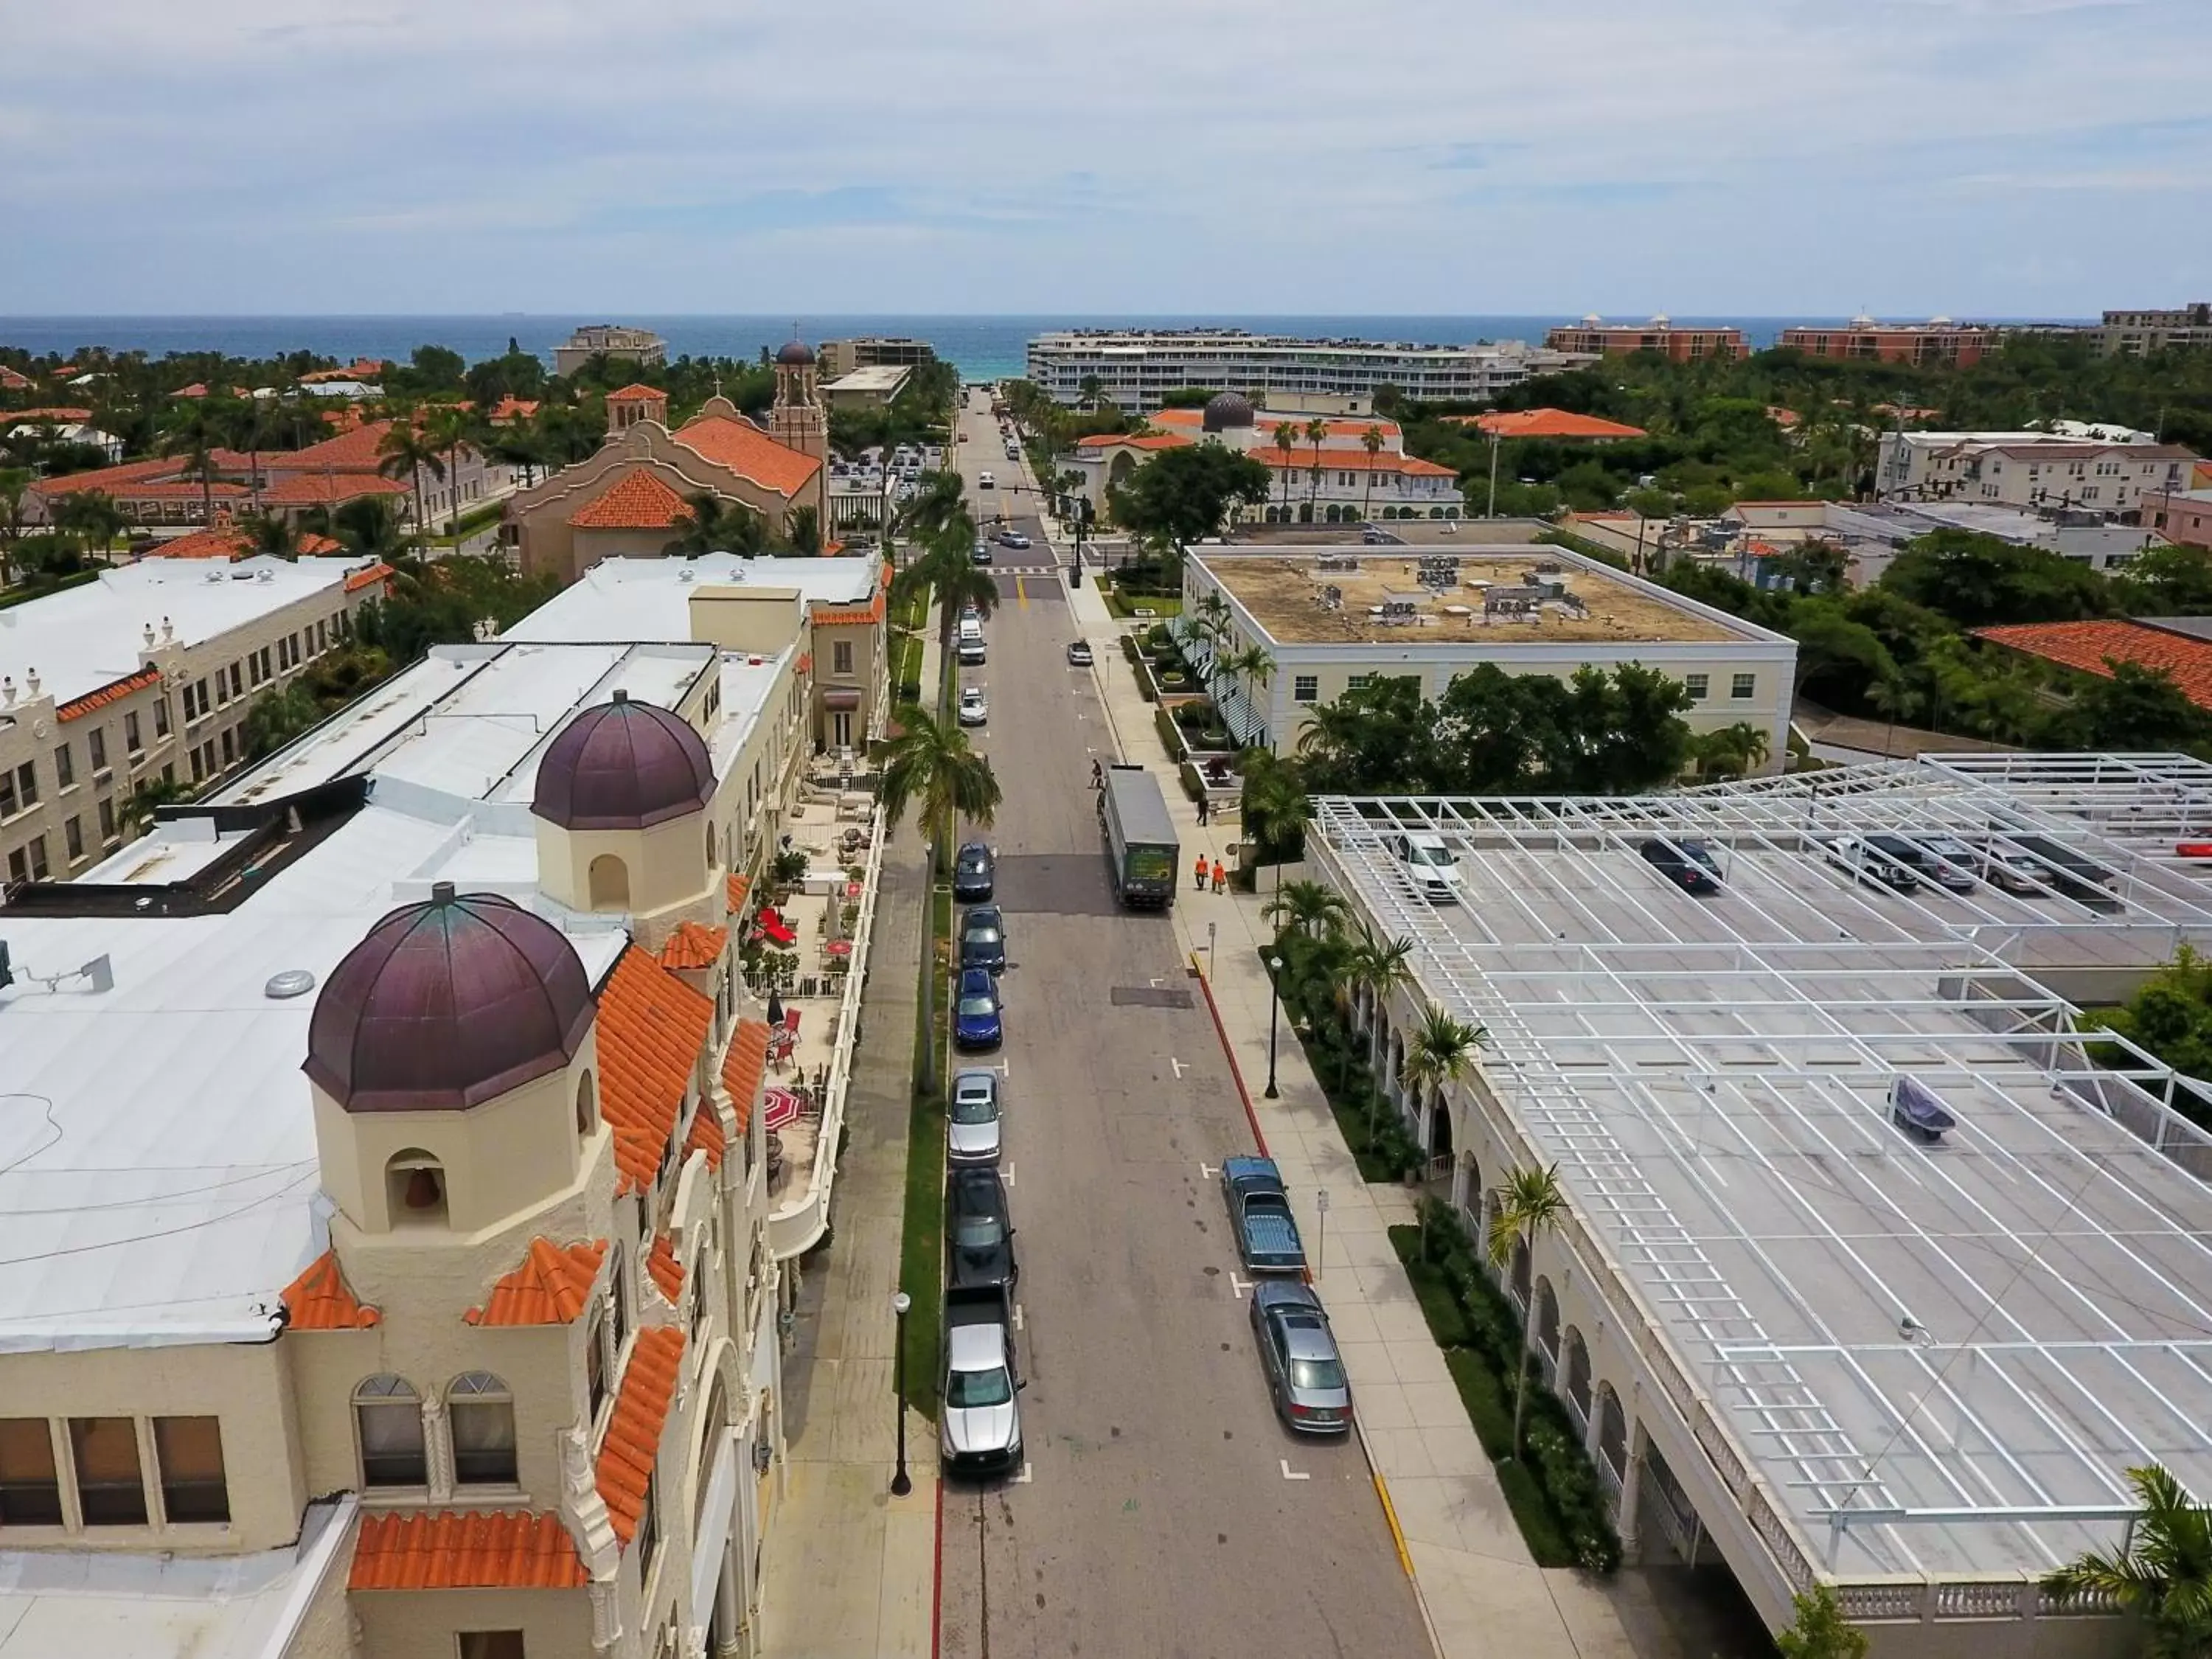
left=942, top=1286, right=1023, bottom=1475
left=1387, top=830, right=1464, bottom=904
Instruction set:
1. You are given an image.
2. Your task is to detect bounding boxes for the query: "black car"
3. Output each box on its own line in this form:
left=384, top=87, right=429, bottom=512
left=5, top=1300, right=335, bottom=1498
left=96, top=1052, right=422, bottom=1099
left=947, top=1167, right=1018, bottom=1293
left=961, top=905, right=1007, bottom=973
left=1638, top=835, right=1721, bottom=894
left=953, top=841, right=995, bottom=902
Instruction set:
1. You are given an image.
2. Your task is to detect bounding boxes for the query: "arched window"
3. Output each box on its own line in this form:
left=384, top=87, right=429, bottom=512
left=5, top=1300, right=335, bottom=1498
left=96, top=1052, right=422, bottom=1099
left=384, top=1148, right=445, bottom=1224
left=706, top=821, right=717, bottom=870
left=448, top=1372, right=518, bottom=1486
left=588, top=853, right=631, bottom=910
left=576, top=1071, right=597, bottom=1138
left=611, top=1245, right=630, bottom=1348
left=1595, top=1383, right=1628, bottom=1482
left=355, top=1375, right=427, bottom=1487
left=1534, top=1277, right=1560, bottom=1362
left=1510, top=1237, right=1532, bottom=1310
left=1562, top=1326, right=1593, bottom=1424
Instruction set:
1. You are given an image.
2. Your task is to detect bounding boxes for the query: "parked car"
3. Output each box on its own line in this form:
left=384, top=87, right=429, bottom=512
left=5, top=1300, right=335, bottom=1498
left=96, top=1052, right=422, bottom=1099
left=1385, top=830, right=1462, bottom=904
left=997, top=529, right=1031, bottom=549
left=1249, top=1281, right=1352, bottom=1433
left=1639, top=835, right=1722, bottom=894
left=2003, top=833, right=2123, bottom=911
left=960, top=904, right=1006, bottom=973
left=947, top=1069, right=1004, bottom=1165
left=1825, top=835, right=1920, bottom=891
left=958, top=686, right=989, bottom=726
left=953, top=966, right=1002, bottom=1050
left=942, top=1285, right=1023, bottom=1473
left=972, top=540, right=993, bottom=565
left=978, top=470, right=996, bottom=489
left=946, top=1166, right=1017, bottom=1291
left=1913, top=835, right=1979, bottom=891
left=1221, top=1155, right=1307, bottom=1274
left=953, top=841, right=995, bottom=902
left=1066, top=639, right=1093, bottom=667
left=1361, top=527, right=1388, bottom=545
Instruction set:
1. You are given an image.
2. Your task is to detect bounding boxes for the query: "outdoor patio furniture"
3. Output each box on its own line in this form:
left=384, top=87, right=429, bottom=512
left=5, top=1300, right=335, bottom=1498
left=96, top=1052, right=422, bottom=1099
left=757, top=907, right=797, bottom=948
left=763, top=1088, right=802, bottom=1131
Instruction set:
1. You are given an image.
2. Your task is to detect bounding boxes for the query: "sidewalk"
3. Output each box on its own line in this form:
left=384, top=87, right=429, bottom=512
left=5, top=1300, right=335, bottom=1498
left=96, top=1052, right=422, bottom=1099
left=756, top=630, right=941, bottom=1659
left=1070, top=572, right=1641, bottom=1659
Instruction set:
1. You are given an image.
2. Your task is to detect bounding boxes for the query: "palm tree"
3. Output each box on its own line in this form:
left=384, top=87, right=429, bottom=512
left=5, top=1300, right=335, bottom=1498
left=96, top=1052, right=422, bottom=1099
left=2044, top=1464, right=2212, bottom=1658
left=664, top=491, right=768, bottom=558
left=1488, top=1161, right=1567, bottom=1457
left=240, top=510, right=298, bottom=560
left=1395, top=1000, right=1485, bottom=1159
left=422, top=405, right=474, bottom=540
left=160, top=400, right=229, bottom=528
left=1078, top=374, right=1107, bottom=411
left=0, top=467, right=29, bottom=588
left=1216, top=643, right=1275, bottom=742
left=53, top=489, right=125, bottom=564
left=1304, top=417, right=1328, bottom=521
left=1241, top=771, right=1313, bottom=893
left=377, top=414, right=445, bottom=547
left=878, top=706, right=1003, bottom=1095
left=1262, top=878, right=1348, bottom=941
left=120, top=774, right=195, bottom=834
left=1343, top=919, right=1416, bottom=1078
left=893, top=469, right=967, bottom=561
left=1272, top=421, right=1300, bottom=518
left=1866, top=674, right=1912, bottom=759
left=889, top=519, right=998, bottom=707
left=1360, top=423, right=1385, bottom=524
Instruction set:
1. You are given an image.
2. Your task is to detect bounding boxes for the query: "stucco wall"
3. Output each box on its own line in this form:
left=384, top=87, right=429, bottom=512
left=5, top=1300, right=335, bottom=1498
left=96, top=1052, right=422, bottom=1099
left=354, top=1586, right=597, bottom=1659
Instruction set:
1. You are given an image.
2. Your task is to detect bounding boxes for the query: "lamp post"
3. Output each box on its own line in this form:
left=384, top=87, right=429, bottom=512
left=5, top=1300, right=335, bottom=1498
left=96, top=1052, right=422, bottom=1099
left=891, top=1290, right=913, bottom=1496
left=1264, top=953, right=1284, bottom=1099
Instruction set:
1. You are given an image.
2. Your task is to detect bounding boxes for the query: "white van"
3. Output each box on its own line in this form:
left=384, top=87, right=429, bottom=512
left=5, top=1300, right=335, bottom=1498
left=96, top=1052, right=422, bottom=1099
left=977, top=470, right=996, bottom=490
left=957, top=616, right=987, bottom=665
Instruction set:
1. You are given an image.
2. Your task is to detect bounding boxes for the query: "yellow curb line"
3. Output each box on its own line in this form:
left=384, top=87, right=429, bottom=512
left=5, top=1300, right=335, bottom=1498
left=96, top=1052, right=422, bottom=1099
left=1374, top=1470, right=1416, bottom=1579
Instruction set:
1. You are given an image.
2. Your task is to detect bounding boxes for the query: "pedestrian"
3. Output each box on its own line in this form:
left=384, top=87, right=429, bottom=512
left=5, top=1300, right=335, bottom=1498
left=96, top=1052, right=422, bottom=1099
left=1211, top=858, right=1226, bottom=894
left=1197, top=794, right=1209, bottom=827
left=1091, top=758, right=1103, bottom=790
left=1195, top=852, right=1209, bottom=891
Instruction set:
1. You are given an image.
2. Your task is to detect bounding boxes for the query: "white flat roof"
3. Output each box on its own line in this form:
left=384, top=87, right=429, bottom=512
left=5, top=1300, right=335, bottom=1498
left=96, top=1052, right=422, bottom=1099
left=1313, top=756, right=2212, bottom=1582
left=505, top=554, right=877, bottom=645
left=824, top=365, right=910, bottom=393
left=0, top=557, right=374, bottom=708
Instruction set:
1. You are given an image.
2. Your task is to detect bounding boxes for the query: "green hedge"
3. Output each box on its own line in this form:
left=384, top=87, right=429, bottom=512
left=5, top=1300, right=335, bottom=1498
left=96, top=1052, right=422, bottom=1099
left=1152, top=703, right=1188, bottom=762
left=1120, top=634, right=1159, bottom=701
left=1177, top=759, right=1208, bottom=803
left=0, top=568, right=100, bottom=611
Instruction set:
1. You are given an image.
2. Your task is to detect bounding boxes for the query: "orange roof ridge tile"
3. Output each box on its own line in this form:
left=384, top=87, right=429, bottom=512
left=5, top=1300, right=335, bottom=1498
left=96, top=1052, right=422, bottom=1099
left=596, top=947, right=715, bottom=1195
left=646, top=1234, right=684, bottom=1302
left=606, top=383, right=667, bottom=403
left=1976, top=620, right=2212, bottom=711
left=281, top=1249, right=382, bottom=1330
left=466, top=1237, right=609, bottom=1326
left=686, top=1098, right=727, bottom=1169
left=58, top=667, right=164, bottom=724
left=349, top=1509, right=586, bottom=1590
left=720, top=1019, right=771, bottom=1136
left=597, top=1327, right=686, bottom=1545
left=658, top=919, right=728, bottom=971
left=571, top=468, right=694, bottom=530
left=811, top=590, right=886, bottom=627
left=725, top=873, right=753, bottom=916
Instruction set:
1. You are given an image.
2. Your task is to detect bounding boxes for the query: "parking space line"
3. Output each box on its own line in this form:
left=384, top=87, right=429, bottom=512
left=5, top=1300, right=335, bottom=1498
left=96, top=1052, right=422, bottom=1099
left=1012, top=1461, right=1033, bottom=1485
left=1169, top=1057, right=1188, bottom=1079
left=1229, top=1273, right=1253, bottom=1299
left=1280, top=1460, right=1310, bottom=1481
left=1199, top=1161, right=1217, bottom=1179
left=1012, top=1303, right=1025, bottom=1332
left=1001, top=1161, right=1015, bottom=1188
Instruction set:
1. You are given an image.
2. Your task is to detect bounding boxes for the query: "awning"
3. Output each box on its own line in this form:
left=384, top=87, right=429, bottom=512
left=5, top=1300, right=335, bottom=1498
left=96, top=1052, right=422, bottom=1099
left=821, top=688, right=863, bottom=711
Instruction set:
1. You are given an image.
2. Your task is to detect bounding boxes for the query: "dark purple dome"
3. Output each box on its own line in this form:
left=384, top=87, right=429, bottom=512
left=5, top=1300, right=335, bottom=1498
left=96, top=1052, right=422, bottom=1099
left=305, top=884, right=594, bottom=1113
left=1203, top=391, right=1256, bottom=433
left=776, top=338, right=816, bottom=366
left=532, top=691, right=714, bottom=832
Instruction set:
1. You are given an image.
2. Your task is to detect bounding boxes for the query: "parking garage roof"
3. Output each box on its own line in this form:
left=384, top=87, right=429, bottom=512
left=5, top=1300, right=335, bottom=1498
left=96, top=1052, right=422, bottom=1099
left=1312, top=754, right=2212, bottom=1584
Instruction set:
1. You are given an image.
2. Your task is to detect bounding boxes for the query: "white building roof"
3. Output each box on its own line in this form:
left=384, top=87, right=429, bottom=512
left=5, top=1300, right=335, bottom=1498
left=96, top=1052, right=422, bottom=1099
left=504, top=554, right=878, bottom=645
left=0, top=556, right=376, bottom=709
left=824, top=365, right=911, bottom=394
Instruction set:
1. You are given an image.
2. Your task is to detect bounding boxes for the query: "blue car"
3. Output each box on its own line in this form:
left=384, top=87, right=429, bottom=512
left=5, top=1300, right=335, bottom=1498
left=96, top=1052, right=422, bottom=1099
left=953, top=967, right=1003, bottom=1050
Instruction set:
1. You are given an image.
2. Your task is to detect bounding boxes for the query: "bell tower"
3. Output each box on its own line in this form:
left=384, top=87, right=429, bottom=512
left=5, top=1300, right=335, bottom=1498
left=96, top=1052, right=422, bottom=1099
left=770, top=332, right=827, bottom=463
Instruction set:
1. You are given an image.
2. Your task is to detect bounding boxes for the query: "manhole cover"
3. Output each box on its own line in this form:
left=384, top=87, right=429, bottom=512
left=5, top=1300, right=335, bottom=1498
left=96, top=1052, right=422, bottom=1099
left=1110, top=985, right=1194, bottom=1009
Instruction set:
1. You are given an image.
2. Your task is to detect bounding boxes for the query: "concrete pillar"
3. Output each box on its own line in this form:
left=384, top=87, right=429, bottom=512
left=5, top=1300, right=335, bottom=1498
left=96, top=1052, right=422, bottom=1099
left=714, top=1533, right=746, bottom=1658
left=1618, top=1418, right=1647, bottom=1558
left=1448, top=1152, right=1472, bottom=1213
left=1583, top=1393, right=1605, bottom=1458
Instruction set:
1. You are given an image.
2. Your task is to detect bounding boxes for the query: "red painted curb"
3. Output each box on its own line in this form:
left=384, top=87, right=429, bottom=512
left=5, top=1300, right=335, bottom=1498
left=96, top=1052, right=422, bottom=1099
left=931, top=1472, right=944, bottom=1659
left=1193, top=959, right=1270, bottom=1158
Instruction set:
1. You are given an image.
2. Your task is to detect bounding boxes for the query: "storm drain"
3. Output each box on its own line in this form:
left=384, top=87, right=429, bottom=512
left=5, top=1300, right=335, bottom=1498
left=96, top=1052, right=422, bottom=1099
left=1110, top=985, right=1195, bottom=1009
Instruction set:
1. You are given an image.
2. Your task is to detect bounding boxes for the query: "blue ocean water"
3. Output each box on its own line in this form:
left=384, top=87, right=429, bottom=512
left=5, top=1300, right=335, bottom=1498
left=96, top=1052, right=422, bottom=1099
left=0, top=313, right=1924, bottom=383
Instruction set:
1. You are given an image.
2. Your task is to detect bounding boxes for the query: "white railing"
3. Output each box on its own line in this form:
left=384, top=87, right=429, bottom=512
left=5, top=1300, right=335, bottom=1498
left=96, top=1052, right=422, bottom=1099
left=768, top=806, right=887, bottom=1260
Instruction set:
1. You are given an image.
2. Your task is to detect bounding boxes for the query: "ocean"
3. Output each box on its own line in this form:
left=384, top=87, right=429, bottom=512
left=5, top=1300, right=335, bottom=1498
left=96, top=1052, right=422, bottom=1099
left=0, top=314, right=1928, bottom=383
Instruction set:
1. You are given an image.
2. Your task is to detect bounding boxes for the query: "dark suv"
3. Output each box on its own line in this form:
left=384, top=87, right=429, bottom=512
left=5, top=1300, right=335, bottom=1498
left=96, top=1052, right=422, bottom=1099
left=953, top=841, right=995, bottom=902
left=1638, top=836, right=1722, bottom=894
left=947, top=1167, right=1018, bottom=1293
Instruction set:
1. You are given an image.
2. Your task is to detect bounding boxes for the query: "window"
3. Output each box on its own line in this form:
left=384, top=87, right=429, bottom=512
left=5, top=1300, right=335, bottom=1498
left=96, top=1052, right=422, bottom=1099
left=5, top=847, right=23, bottom=884
left=611, top=1246, right=630, bottom=1347
left=1685, top=673, right=1709, bottom=702
left=0, top=773, right=15, bottom=819
left=220, top=728, right=234, bottom=766
left=458, top=1635, right=526, bottom=1659
left=124, top=712, right=142, bottom=752
left=155, top=698, right=170, bottom=739
left=27, top=836, right=47, bottom=881
left=637, top=1469, right=661, bottom=1579
left=249, top=653, right=264, bottom=687
left=54, top=742, right=73, bottom=787
left=1346, top=674, right=1372, bottom=691
left=354, top=1376, right=428, bottom=1486
left=153, top=1416, right=229, bottom=1523
left=229, top=664, right=243, bottom=699
left=214, top=673, right=229, bottom=709
left=1293, top=674, right=1318, bottom=703
left=64, top=816, right=83, bottom=861
left=1731, top=672, right=1756, bottom=700
left=86, top=729, right=105, bottom=773
left=386, top=1149, right=446, bottom=1223
left=448, top=1374, right=518, bottom=1486
left=13, top=760, right=38, bottom=807
left=97, top=796, right=116, bottom=842
left=0, top=1419, right=63, bottom=1525
left=69, top=1417, right=147, bottom=1526
left=585, top=1315, right=609, bottom=1425
left=577, top=1071, right=597, bottom=1138
left=832, top=639, right=854, bottom=676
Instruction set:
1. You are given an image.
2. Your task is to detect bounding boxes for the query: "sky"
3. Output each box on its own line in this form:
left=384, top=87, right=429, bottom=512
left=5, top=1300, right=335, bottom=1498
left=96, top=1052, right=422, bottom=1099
left=4, top=0, right=2209, bottom=317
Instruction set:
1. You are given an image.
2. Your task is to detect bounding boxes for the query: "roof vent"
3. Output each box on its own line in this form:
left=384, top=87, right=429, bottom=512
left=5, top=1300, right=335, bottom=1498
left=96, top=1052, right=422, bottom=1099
left=265, top=969, right=317, bottom=999
left=611, top=689, right=630, bottom=704
left=678, top=568, right=695, bottom=582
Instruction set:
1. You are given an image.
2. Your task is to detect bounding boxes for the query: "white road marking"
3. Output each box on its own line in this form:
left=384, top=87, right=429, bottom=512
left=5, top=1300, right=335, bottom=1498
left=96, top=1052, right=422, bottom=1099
left=1280, top=1461, right=1310, bottom=1481
left=1169, top=1057, right=1188, bottom=1079
left=1012, top=1303, right=1025, bottom=1332
left=1150, top=976, right=1165, bottom=989
left=1199, top=1161, right=1217, bottom=1179
left=1012, top=1461, right=1034, bottom=1485
left=1001, top=1162, right=1015, bottom=1189
left=1230, top=1273, right=1254, bottom=1299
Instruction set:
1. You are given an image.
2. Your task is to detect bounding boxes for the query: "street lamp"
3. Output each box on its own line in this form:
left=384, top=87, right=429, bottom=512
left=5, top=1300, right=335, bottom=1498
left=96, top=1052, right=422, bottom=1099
left=1264, top=953, right=1284, bottom=1099
left=891, top=1290, right=913, bottom=1496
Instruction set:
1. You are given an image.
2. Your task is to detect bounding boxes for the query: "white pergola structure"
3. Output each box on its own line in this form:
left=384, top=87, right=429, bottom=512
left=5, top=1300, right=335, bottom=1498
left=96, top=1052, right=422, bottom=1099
left=1307, top=754, right=2212, bottom=1650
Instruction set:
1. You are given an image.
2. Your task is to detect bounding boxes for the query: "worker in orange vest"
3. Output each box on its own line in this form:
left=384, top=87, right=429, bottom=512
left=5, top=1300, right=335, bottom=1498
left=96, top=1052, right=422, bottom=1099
left=1211, top=859, right=1226, bottom=894
left=1194, top=852, right=1209, bottom=891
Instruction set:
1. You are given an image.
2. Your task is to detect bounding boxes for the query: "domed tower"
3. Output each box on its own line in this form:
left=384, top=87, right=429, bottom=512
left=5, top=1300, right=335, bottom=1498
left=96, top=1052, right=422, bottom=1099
left=770, top=335, right=827, bottom=464
left=1201, top=390, right=1256, bottom=439
left=531, top=689, right=719, bottom=918
left=305, top=883, right=599, bottom=1233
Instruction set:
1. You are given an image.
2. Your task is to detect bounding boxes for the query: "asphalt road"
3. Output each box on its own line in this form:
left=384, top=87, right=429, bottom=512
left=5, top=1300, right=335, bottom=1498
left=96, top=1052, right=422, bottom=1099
left=936, top=392, right=1427, bottom=1659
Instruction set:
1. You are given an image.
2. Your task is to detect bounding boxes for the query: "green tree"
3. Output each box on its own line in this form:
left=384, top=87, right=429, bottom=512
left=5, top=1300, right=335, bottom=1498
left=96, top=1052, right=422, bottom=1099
left=160, top=397, right=232, bottom=528
left=1343, top=918, right=1416, bottom=1079
left=2058, top=660, right=2212, bottom=752
left=1078, top=374, right=1107, bottom=409
left=422, top=404, right=475, bottom=538
left=1108, top=445, right=1272, bottom=563
left=243, top=679, right=321, bottom=758
left=2120, top=543, right=2212, bottom=616
left=1880, top=528, right=2112, bottom=629
left=52, top=489, right=125, bottom=563
left=1774, top=1585, right=1868, bottom=1659
left=0, top=467, right=30, bottom=587
left=2042, top=1464, right=2212, bottom=1659
left=377, top=415, right=445, bottom=546
left=240, top=510, right=299, bottom=560
left=1272, top=420, right=1300, bottom=518
left=890, top=519, right=998, bottom=706
left=1360, top=423, right=1385, bottom=522
left=1695, top=721, right=1771, bottom=780
left=120, top=774, right=195, bottom=833
left=1261, top=878, right=1347, bottom=941
left=788, top=504, right=821, bottom=556
left=664, top=492, right=770, bottom=557
left=1216, top=643, right=1275, bottom=727
left=1397, top=1001, right=1484, bottom=1164
left=1294, top=675, right=1435, bottom=793
left=1486, top=1161, right=1566, bottom=1455
left=1239, top=763, right=1314, bottom=884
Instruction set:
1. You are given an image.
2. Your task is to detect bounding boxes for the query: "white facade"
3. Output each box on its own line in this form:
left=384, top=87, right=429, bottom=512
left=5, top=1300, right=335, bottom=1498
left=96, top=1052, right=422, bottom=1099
left=1877, top=430, right=2197, bottom=512
left=1026, top=328, right=1587, bottom=413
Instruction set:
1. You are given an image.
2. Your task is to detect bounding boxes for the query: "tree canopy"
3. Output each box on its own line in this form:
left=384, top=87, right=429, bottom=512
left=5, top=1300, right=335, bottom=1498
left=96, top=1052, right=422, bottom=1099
left=1108, top=444, right=1270, bottom=548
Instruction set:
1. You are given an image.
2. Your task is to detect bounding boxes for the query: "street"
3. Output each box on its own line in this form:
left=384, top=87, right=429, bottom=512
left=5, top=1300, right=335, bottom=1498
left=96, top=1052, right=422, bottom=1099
left=934, top=391, right=1428, bottom=1658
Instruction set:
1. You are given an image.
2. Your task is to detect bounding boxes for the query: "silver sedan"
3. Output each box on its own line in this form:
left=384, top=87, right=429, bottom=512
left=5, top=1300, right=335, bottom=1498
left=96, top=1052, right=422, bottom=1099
left=1249, top=1281, right=1352, bottom=1433
left=947, top=1069, right=1002, bottom=1165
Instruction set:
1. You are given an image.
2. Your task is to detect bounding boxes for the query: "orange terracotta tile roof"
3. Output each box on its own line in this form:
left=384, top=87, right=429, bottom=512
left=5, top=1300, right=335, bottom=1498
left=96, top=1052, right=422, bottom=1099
left=490, top=397, right=541, bottom=423
left=298, top=532, right=344, bottom=555
left=686, top=1095, right=727, bottom=1169
left=277, top=419, right=397, bottom=473
left=658, top=920, right=728, bottom=970
left=672, top=413, right=821, bottom=498
left=5, top=406, right=94, bottom=423
left=796, top=652, right=813, bottom=675
left=57, top=666, right=163, bottom=723
left=1456, top=408, right=1648, bottom=441
left=260, top=473, right=408, bottom=507
left=570, top=467, right=694, bottom=530
left=597, top=947, right=716, bottom=1195
left=466, top=1237, right=608, bottom=1326
left=0, top=366, right=32, bottom=390
left=720, top=1018, right=770, bottom=1136
left=1074, top=432, right=1192, bottom=452
left=606, top=383, right=667, bottom=403
left=597, top=1326, right=686, bottom=1545
left=646, top=1234, right=684, bottom=1302
left=811, top=589, right=886, bottom=627
left=1250, top=445, right=1457, bottom=478
left=349, top=1509, right=586, bottom=1590
left=147, top=526, right=251, bottom=560
left=32, top=457, right=205, bottom=498
left=726, top=872, right=752, bottom=914
left=280, top=1249, right=382, bottom=1330
left=344, top=561, right=396, bottom=594
left=1977, top=621, right=2212, bottom=710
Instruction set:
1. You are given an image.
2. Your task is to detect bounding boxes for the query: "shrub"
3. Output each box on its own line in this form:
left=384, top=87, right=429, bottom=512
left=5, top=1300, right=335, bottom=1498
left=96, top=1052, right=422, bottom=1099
left=1152, top=704, right=1188, bottom=761
left=1444, top=1346, right=1517, bottom=1462
left=1402, top=1253, right=1474, bottom=1349
left=1144, top=622, right=1174, bottom=651
left=1494, top=1453, right=1573, bottom=1568
left=1172, top=699, right=1212, bottom=729
left=1178, top=759, right=1208, bottom=803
